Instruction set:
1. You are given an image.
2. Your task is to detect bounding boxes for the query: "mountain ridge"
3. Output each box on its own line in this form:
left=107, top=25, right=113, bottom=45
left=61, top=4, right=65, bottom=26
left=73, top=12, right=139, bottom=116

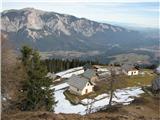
left=1, top=8, right=150, bottom=52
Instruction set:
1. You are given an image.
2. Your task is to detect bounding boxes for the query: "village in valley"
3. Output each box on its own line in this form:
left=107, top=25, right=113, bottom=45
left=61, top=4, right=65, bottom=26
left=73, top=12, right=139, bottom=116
left=47, top=63, right=159, bottom=114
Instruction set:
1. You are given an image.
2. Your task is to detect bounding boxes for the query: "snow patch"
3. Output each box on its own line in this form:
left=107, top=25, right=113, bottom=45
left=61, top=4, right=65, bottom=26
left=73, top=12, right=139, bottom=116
left=53, top=86, right=144, bottom=115
left=54, top=89, right=86, bottom=114
left=56, top=67, right=84, bottom=78
left=51, top=83, right=69, bottom=91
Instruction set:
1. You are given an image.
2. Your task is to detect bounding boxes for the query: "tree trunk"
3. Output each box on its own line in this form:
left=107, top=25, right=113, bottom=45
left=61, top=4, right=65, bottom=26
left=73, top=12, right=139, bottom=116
left=109, top=79, right=114, bottom=107
left=109, top=90, right=113, bottom=107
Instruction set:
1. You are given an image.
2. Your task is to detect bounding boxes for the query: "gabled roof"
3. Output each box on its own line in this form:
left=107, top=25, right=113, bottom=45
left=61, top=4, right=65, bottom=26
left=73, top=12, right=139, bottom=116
left=82, top=69, right=96, bottom=79
left=121, top=64, right=137, bottom=72
left=152, top=77, right=160, bottom=90
left=68, top=75, right=92, bottom=90
left=97, top=71, right=111, bottom=78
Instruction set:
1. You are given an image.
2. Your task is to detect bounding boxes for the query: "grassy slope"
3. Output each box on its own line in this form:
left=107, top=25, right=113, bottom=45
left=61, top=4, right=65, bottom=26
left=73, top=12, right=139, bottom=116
left=110, top=53, right=150, bottom=64
left=120, top=69, right=157, bottom=87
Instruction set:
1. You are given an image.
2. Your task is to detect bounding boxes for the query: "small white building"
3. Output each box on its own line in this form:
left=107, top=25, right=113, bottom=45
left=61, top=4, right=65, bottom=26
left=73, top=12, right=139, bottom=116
left=68, top=75, right=94, bottom=95
left=122, top=64, right=139, bottom=76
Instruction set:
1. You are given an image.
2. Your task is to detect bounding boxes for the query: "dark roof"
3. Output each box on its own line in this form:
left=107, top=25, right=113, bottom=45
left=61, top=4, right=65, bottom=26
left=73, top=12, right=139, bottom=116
left=152, top=77, right=160, bottom=90
left=121, top=64, right=137, bottom=71
left=82, top=69, right=96, bottom=79
left=97, top=71, right=111, bottom=78
left=68, top=75, right=92, bottom=90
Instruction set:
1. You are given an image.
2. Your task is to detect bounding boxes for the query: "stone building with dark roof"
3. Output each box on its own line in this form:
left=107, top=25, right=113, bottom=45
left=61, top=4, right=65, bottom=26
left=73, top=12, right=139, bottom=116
left=67, top=75, right=94, bottom=95
left=121, top=64, right=139, bottom=76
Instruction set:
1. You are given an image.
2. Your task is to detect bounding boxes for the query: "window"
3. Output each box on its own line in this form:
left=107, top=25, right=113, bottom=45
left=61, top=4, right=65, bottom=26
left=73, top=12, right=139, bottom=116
left=77, top=88, right=79, bottom=91
left=86, top=83, right=90, bottom=86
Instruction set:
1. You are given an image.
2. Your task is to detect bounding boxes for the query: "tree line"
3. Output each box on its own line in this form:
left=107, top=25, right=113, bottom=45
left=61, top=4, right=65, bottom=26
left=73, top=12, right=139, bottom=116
left=43, top=59, right=100, bottom=73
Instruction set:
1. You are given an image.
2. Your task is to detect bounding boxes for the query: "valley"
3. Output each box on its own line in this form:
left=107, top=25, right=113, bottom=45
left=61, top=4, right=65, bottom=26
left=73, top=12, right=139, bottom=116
left=1, top=8, right=159, bottom=54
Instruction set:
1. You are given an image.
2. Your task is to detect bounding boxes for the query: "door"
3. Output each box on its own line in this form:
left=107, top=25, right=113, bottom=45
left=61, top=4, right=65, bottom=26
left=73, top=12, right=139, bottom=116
left=85, top=89, right=88, bottom=94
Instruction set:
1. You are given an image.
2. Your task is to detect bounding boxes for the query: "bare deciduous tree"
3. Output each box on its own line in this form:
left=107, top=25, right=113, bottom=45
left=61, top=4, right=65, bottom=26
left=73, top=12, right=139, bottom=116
left=1, top=34, right=27, bottom=111
left=108, top=65, right=125, bottom=108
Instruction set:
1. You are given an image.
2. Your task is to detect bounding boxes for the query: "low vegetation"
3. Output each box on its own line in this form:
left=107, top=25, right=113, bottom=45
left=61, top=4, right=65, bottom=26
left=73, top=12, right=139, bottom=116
left=1, top=35, right=27, bottom=111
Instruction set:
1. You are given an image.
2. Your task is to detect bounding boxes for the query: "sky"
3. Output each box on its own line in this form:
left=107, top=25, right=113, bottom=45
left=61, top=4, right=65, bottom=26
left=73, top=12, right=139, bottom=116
left=1, top=0, right=159, bottom=28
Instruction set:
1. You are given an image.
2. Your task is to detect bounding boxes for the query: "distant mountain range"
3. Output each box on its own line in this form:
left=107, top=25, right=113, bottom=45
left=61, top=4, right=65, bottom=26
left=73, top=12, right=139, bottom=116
left=1, top=8, right=159, bottom=56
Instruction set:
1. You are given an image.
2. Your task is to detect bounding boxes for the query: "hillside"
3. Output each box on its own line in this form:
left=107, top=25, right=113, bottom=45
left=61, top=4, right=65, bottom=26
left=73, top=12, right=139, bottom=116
left=2, top=94, right=159, bottom=120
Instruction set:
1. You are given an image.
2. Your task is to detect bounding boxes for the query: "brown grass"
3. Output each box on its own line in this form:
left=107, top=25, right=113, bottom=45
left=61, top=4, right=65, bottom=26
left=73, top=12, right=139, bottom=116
left=2, top=93, right=160, bottom=120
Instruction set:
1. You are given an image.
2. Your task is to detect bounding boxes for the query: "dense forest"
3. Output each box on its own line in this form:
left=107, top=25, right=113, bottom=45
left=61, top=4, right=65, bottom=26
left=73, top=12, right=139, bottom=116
left=43, top=59, right=101, bottom=73
left=43, top=57, right=159, bottom=73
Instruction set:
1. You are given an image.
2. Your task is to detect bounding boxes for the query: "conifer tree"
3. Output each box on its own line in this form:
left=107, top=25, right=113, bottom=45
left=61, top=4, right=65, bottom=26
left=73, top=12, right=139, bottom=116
left=20, top=46, right=55, bottom=111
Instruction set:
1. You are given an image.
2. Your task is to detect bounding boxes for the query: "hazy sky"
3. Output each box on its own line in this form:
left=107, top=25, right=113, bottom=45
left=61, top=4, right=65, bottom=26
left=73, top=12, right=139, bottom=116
left=2, top=0, right=159, bottom=28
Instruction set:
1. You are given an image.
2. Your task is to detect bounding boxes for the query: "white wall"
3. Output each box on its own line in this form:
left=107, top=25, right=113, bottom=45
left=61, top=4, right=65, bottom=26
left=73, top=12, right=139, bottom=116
left=69, top=86, right=82, bottom=95
left=81, top=83, right=94, bottom=95
left=128, top=70, right=139, bottom=76
left=97, top=68, right=109, bottom=72
left=69, top=82, right=94, bottom=95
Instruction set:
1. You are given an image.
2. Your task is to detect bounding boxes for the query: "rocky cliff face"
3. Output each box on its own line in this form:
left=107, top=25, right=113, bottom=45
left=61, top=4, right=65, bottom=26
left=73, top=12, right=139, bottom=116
left=1, top=8, right=144, bottom=51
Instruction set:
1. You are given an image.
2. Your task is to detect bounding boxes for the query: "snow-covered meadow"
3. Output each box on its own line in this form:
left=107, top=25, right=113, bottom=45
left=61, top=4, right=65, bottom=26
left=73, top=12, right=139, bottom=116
left=52, top=82, right=144, bottom=115
left=51, top=67, right=145, bottom=115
